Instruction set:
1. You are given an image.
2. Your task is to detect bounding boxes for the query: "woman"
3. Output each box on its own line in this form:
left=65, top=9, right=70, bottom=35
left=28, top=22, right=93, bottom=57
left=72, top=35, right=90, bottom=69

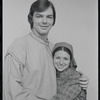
left=51, top=42, right=87, bottom=100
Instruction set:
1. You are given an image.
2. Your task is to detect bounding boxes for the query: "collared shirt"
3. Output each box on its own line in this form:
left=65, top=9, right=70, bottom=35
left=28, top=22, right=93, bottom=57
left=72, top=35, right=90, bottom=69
left=4, top=32, right=56, bottom=100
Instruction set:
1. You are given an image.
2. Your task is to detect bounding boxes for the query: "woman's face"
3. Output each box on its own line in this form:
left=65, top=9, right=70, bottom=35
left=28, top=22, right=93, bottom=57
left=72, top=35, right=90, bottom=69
left=53, top=50, right=71, bottom=71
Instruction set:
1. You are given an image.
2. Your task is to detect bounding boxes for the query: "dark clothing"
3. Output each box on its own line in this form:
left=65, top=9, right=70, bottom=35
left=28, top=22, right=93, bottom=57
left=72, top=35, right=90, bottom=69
left=51, top=67, right=87, bottom=100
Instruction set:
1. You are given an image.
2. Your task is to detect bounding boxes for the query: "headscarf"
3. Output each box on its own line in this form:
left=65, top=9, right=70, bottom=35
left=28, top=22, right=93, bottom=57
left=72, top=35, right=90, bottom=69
left=52, top=42, right=77, bottom=69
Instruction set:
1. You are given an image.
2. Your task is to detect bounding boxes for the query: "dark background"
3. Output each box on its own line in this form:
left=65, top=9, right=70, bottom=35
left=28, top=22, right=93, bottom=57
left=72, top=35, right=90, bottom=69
left=0, top=0, right=2, bottom=99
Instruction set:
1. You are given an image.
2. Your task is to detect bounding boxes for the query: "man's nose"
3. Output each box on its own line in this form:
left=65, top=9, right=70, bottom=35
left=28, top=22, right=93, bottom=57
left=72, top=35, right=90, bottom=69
left=42, top=17, right=47, bottom=24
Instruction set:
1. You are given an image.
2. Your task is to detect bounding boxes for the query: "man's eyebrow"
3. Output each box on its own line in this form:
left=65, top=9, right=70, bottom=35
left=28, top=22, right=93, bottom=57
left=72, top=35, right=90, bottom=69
left=35, top=13, right=53, bottom=17
left=47, top=15, right=53, bottom=17
left=35, top=13, right=42, bottom=16
left=47, top=15, right=53, bottom=16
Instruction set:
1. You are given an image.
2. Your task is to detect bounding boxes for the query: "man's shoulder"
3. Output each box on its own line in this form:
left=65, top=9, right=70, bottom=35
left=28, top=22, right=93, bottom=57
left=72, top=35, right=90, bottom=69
left=5, top=34, right=29, bottom=65
left=7, top=34, right=29, bottom=51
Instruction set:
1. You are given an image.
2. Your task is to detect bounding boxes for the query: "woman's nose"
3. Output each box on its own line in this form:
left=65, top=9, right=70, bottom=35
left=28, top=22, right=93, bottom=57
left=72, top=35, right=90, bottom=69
left=59, top=59, right=63, bottom=65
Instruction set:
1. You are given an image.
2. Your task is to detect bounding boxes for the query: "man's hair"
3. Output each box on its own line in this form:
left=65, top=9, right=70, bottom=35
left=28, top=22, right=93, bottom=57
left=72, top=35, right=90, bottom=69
left=28, top=0, right=56, bottom=29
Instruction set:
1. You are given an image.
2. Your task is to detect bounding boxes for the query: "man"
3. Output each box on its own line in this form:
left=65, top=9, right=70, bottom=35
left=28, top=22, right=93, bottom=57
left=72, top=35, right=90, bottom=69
left=4, top=0, right=89, bottom=100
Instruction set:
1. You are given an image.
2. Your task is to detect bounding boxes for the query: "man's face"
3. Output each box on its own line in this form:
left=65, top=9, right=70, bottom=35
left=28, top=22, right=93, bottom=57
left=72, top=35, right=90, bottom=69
left=32, top=6, right=54, bottom=37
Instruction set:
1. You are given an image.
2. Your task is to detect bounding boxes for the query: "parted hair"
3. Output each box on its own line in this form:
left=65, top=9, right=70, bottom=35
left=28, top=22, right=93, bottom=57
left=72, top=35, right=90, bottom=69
left=52, top=46, right=72, bottom=61
left=28, top=0, right=56, bottom=29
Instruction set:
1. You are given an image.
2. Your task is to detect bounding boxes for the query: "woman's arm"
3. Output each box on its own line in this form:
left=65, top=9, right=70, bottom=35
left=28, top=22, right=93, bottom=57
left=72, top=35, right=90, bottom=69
left=74, top=90, right=87, bottom=100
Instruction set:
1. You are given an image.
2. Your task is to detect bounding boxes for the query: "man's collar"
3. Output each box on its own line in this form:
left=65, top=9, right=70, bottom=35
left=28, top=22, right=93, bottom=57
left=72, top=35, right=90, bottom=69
left=29, top=31, right=49, bottom=46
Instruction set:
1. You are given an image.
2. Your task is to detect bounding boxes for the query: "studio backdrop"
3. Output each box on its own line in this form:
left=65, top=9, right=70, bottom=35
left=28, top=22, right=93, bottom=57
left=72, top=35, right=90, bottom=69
left=3, top=0, right=98, bottom=100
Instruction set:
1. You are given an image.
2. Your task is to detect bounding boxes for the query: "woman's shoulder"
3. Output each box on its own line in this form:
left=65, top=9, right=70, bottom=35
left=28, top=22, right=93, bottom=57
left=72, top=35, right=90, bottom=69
left=68, top=67, right=81, bottom=79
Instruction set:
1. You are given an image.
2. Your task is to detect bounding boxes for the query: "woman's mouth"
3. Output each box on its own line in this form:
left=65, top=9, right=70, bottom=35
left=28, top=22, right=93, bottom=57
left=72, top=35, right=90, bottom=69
left=57, top=65, right=64, bottom=69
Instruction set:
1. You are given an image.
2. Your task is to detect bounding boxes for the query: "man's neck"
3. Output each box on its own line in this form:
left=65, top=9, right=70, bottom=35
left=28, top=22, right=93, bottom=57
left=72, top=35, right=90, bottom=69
left=32, top=29, right=48, bottom=42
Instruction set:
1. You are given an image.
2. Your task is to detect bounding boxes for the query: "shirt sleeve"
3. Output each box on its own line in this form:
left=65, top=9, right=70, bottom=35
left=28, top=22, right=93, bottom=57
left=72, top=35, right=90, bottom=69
left=3, top=54, right=42, bottom=100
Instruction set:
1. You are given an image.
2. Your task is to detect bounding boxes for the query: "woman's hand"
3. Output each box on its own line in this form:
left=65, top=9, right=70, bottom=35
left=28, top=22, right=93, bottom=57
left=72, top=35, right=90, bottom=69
left=79, top=72, right=89, bottom=90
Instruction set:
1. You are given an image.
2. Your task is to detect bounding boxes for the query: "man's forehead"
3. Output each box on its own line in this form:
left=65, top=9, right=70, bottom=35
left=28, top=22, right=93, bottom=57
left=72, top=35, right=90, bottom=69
left=34, top=7, right=53, bottom=15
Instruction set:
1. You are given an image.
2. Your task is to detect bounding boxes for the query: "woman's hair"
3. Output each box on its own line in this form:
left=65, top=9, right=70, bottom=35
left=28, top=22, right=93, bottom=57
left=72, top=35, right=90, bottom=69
left=28, top=0, right=56, bottom=29
left=52, top=46, right=72, bottom=61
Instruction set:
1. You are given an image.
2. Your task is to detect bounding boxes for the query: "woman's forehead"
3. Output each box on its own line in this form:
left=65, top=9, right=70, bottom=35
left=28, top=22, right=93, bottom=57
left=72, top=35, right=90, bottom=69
left=54, top=50, right=70, bottom=57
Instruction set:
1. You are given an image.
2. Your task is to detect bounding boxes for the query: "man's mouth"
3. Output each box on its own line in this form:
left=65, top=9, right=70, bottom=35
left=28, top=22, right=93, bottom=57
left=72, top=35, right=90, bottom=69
left=41, top=27, right=48, bottom=30
left=40, top=25, right=48, bottom=27
left=40, top=25, right=49, bottom=29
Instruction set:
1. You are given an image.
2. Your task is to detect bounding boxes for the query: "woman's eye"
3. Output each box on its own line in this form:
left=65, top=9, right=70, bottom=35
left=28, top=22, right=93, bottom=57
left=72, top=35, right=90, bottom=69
left=64, top=57, right=68, bottom=60
left=56, top=57, right=60, bottom=59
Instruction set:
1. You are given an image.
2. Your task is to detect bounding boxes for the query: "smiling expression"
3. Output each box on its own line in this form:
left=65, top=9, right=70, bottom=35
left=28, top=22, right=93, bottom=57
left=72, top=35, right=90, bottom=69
left=53, top=50, right=71, bottom=71
left=32, top=6, right=54, bottom=38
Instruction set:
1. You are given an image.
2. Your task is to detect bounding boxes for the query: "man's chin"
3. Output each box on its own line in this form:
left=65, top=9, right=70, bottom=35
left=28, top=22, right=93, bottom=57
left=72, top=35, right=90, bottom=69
left=39, top=30, right=49, bottom=35
left=39, top=32, right=48, bottom=36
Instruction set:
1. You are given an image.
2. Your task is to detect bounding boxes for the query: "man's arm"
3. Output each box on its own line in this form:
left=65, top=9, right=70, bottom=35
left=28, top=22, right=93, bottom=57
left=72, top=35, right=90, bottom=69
left=79, top=72, right=89, bottom=90
left=3, top=54, right=40, bottom=100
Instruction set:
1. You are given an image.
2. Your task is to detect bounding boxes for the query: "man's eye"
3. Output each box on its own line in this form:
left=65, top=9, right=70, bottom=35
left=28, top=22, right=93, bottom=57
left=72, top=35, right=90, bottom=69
left=36, top=15, right=42, bottom=18
left=47, top=16, right=53, bottom=19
